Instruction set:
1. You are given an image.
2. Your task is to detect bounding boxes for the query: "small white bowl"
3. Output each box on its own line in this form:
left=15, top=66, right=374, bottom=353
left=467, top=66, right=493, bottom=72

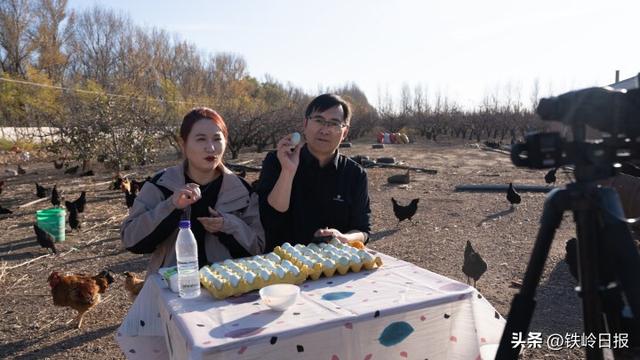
left=259, top=284, right=300, bottom=311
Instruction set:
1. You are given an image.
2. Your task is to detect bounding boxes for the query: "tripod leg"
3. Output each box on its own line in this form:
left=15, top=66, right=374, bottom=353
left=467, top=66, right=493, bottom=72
left=572, top=201, right=608, bottom=360
left=599, top=187, right=640, bottom=350
left=497, top=189, right=569, bottom=359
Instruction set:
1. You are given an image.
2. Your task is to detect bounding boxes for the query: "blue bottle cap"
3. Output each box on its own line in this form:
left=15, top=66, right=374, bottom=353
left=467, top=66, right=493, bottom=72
left=179, top=220, right=191, bottom=228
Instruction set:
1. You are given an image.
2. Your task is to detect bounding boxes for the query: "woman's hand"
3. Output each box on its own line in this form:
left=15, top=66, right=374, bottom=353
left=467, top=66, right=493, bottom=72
left=276, top=133, right=302, bottom=174
left=197, top=207, right=225, bottom=233
left=171, top=183, right=202, bottom=209
left=314, top=227, right=349, bottom=243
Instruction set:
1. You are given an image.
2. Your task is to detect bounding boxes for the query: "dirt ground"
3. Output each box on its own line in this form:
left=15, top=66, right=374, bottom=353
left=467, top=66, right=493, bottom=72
left=0, top=139, right=593, bottom=359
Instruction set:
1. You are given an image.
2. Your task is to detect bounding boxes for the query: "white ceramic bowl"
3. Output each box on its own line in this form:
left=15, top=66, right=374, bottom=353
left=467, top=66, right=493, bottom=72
left=259, top=284, right=300, bottom=311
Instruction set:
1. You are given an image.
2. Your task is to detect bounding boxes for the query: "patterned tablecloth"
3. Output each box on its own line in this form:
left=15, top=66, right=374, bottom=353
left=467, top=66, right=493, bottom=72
left=116, top=252, right=505, bottom=359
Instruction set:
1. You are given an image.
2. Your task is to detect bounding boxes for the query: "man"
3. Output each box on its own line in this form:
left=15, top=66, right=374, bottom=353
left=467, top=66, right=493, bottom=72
left=257, top=94, right=371, bottom=250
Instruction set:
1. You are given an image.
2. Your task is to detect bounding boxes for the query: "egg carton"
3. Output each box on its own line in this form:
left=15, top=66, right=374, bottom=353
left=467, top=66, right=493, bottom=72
left=274, top=240, right=382, bottom=280
left=199, top=254, right=308, bottom=300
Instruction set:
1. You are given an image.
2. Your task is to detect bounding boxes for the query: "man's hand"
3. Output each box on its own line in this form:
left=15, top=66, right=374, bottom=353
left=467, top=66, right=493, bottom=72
left=197, top=207, right=225, bottom=233
left=314, top=227, right=349, bottom=243
left=276, top=133, right=302, bottom=175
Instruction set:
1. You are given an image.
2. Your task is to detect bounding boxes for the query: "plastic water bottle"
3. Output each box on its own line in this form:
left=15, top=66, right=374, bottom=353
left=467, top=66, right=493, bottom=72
left=176, top=220, right=201, bottom=298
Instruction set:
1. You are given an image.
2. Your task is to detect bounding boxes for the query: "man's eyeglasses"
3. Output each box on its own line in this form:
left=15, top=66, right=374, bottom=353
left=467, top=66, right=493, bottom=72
left=309, top=117, right=349, bottom=131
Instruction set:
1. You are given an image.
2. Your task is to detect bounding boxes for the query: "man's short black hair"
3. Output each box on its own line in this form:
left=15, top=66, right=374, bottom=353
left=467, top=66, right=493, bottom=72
left=305, top=94, right=352, bottom=124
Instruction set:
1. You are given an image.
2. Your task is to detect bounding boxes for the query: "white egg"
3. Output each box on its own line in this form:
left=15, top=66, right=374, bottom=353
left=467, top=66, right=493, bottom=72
left=265, top=253, right=281, bottom=263
left=259, top=270, right=271, bottom=281
left=223, top=259, right=235, bottom=266
left=243, top=272, right=256, bottom=284
left=323, top=259, right=336, bottom=268
left=291, top=132, right=301, bottom=146
left=211, top=263, right=224, bottom=272
left=227, top=274, right=240, bottom=287
left=274, top=266, right=286, bottom=279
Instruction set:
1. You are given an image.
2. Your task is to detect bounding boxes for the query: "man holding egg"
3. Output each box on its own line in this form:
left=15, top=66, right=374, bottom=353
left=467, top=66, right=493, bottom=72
left=256, top=94, right=372, bottom=250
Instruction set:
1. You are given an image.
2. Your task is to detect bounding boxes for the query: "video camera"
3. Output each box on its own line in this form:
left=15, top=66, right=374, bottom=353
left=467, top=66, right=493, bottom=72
left=511, top=86, right=640, bottom=180
left=497, top=85, right=640, bottom=360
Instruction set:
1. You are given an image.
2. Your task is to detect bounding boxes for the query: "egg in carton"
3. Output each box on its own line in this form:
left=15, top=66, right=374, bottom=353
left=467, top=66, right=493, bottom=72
left=279, top=259, right=309, bottom=284
left=326, top=241, right=383, bottom=271
left=316, top=245, right=375, bottom=274
left=199, top=267, right=236, bottom=299
left=287, top=253, right=321, bottom=280
left=266, top=263, right=304, bottom=285
left=290, top=252, right=324, bottom=280
left=320, top=258, right=337, bottom=277
left=273, top=243, right=300, bottom=260
left=209, top=263, right=255, bottom=297
left=241, top=261, right=274, bottom=288
left=227, top=261, right=283, bottom=292
left=274, top=245, right=303, bottom=268
left=284, top=243, right=344, bottom=280
left=278, top=241, right=384, bottom=278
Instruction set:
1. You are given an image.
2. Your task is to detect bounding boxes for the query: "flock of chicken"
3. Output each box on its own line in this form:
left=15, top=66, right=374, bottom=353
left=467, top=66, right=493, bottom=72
left=384, top=170, right=534, bottom=290
left=0, top=162, right=153, bottom=329
left=0, top=155, right=572, bottom=330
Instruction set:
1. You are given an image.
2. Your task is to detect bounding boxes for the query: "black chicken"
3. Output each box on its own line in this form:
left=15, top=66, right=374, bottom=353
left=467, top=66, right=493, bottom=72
left=391, top=198, right=419, bottom=224
left=130, top=178, right=148, bottom=193
left=125, top=188, right=137, bottom=208
left=112, top=174, right=124, bottom=190
left=65, top=201, right=81, bottom=230
left=0, top=180, right=4, bottom=195
left=51, top=185, right=61, bottom=207
left=462, top=240, right=487, bottom=287
left=544, top=168, right=558, bottom=185
left=17, top=165, right=26, bottom=175
left=350, top=155, right=375, bottom=168
left=36, top=182, right=50, bottom=198
left=0, top=205, right=12, bottom=214
left=53, top=160, right=64, bottom=169
left=506, top=183, right=521, bottom=207
left=483, top=141, right=500, bottom=149
left=68, top=191, right=86, bottom=213
left=64, top=165, right=79, bottom=175
left=565, top=237, right=578, bottom=281
left=387, top=170, right=411, bottom=185
left=33, top=224, right=57, bottom=254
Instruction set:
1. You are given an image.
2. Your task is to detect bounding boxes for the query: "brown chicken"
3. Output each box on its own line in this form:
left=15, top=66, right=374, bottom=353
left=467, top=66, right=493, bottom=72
left=120, top=178, right=131, bottom=193
left=48, top=270, right=114, bottom=329
left=123, top=272, right=145, bottom=299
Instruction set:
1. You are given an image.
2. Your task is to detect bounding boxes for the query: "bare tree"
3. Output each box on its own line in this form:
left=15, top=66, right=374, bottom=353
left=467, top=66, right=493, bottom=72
left=71, top=6, right=130, bottom=88
left=32, top=0, right=74, bottom=82
left=0, top=0, right=36, bottom=75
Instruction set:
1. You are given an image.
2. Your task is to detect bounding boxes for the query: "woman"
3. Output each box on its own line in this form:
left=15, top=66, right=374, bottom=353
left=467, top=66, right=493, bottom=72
left=121, top=107, right=265, bottom=274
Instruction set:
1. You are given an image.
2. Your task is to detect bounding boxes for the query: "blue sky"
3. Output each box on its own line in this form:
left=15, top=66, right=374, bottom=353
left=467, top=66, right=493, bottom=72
left=68, top=0, right=639, bottom=109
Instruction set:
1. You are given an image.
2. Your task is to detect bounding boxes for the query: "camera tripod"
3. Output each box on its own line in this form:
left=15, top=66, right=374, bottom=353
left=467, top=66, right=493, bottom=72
left=495, top=175, right=640, bottom=359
